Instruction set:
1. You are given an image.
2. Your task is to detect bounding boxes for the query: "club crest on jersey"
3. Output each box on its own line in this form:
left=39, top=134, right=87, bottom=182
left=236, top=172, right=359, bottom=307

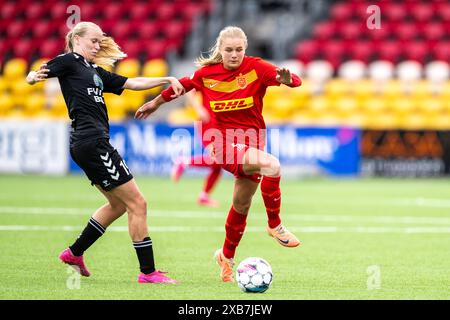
left=236, top=73, right=247, bottom=89
left=93, top=74, right=104, bottom=90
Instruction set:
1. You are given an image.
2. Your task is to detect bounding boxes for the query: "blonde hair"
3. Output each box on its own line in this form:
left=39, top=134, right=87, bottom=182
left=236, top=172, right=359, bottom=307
left=65, top=21, right=127, bottom=67
left=195, top=26, right=248, bottom=67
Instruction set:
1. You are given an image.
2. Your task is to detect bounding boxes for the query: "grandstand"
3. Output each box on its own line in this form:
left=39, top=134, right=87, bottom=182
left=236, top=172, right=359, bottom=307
left=1, top=0, right=449, bottom=127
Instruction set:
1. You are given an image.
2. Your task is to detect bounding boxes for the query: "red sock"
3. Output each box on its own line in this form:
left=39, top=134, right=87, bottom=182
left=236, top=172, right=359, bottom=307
left=223, top=206, right=247, bottom=259
left=190, top=155, right=212, bottom=168
left=261, top=176, right=282, bottom=229
left=203, top=165, right=222, bottom=193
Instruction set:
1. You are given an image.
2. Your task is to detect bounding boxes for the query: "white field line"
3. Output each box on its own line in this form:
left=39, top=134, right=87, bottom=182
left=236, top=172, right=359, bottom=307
left=1, top=206, right=450, bottom=225
left=1, top=225, right=450, bottom=234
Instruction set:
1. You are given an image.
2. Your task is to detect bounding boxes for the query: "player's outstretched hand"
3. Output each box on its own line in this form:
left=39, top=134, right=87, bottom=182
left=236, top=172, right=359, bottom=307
left=135, top=99, right=160, bottom=120
left=168, top=77, right=185, bottom=98
left=275, top=67, right=292, bottom=85
left=26, top=63, right=49, bottom=85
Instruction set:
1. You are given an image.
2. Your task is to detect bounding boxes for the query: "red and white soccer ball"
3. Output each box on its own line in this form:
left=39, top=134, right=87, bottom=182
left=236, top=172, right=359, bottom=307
left=236, top=257, right=273, bottom=293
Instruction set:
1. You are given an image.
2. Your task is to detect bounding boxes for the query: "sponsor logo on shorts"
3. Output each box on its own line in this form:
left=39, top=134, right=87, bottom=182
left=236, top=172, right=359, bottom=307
left=100, top=152, right=120, bottom=180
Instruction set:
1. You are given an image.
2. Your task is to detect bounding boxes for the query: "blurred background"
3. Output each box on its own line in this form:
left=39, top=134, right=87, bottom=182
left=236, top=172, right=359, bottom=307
left=1, top=0, right=450, bottom=178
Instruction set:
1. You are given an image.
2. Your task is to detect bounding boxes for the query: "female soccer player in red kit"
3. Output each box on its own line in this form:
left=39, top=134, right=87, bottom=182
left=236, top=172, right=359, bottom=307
left=136, top=26, right=301, bottom=282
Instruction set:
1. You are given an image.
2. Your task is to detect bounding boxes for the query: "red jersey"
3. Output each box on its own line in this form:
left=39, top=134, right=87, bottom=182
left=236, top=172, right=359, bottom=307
left=161, top=56, right=301, bottom=133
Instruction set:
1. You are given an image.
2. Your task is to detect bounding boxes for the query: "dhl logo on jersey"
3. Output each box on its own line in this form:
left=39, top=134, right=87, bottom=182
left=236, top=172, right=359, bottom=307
left=203, top=70, right=258, bottom=93
left=210, top=97, right=254, bottom=112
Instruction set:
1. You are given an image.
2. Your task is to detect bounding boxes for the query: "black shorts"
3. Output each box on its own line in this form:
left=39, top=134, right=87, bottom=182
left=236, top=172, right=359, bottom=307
left=70, top=138, right=133, bottom=191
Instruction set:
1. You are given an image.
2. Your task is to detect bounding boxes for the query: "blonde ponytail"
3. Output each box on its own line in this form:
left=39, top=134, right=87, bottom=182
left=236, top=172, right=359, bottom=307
left=65, top=22, right=127, bottom=67
left=195, top=26, right=248, bottom=67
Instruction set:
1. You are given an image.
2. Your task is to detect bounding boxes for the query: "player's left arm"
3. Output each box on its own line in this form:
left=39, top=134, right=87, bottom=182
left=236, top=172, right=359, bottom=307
left=123, top=77, right=185, bottom=97
left=257, top=59, right=302, bottom=88
left=276, top=67, right=302, bottom=87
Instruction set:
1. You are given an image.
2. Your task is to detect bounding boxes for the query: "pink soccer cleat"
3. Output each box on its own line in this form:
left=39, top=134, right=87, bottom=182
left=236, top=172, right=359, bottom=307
left=197, top=192, right=219, bottom=208
left=59, top=248, right=91, bottom=277
left=171, top=158, right=186, bottom=182
left=138, top=270, right=179, bottom=284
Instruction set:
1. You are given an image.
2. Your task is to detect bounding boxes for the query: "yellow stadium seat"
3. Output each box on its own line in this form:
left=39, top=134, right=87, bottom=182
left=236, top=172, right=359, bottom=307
left=3, top=58, right=28, bottom=81
left=142, top=59, right=168, bottom=77
left=389, top=96, right=417, bottom=116
left=0, top=76, right=7, bottom=92
left=325, top=79, right=350, bottom=98
left=307, top=96, right=331, bottom=115
left=364, top=112, right=397, bottom=130
left=333, top=96, right=360, bottom=115
left=115, top=59, right=140, bottom=78
left=354, top=80, right=375, bottom=101
left=30, top=58, right=49, bottom=72
left=273, top=97, right=296, bottom=118
left=23, top=93, right=46, bottom=116
left=10, top=79, right=32, bottom=106
left=381, top=80, right=402, bottom=98
left=0, top=93, right=14, bottom=115
left=104, top=94, right=127, bottom=121
left=417, top=96, right=445, bottom=115
left=361, top=97, right=389, bottom=115
left=121, top=90, right=146, bottom=111
left=49, top=94, right=67, bottom=118
left=167, top=107, right=197, bottom=125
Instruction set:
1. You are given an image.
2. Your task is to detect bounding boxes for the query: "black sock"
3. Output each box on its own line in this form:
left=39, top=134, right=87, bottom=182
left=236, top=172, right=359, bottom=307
left=69, top=217, right=106, bottom=256
left=133, top=237, right=155, bottom=274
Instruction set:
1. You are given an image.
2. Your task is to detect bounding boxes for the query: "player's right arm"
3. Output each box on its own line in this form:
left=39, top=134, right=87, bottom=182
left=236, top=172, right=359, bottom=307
left=26, top=64, right=50, bottom=85
left=26, top=53, right=74, bottom=85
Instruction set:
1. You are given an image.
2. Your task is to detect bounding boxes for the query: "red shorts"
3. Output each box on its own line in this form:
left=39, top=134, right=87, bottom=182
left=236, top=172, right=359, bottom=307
left=212, top=140, right=262, bottom=183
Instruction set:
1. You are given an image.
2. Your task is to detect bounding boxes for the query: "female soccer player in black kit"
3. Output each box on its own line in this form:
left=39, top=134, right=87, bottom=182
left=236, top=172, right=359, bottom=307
left=26, top=21, right=184, bottom=284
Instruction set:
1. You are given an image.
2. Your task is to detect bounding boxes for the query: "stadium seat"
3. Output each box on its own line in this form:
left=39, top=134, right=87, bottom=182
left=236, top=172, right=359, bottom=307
left=433, top=42, right=450, bottom=62
left=425, top=61, right=450, bottom=84
left=382, top=2, right=407, bottom=21
left=338, top=60, right=366, bottom=81
left=403, top=41, right=429, bottom=62
left=312, top=22, right=335, bottom=41
left=376, top=41, right=402, bottom=63
left=23, top=93, right=46, bottom=116
left=0, top=93, right=14, bottom=115
left=368, top=60, right=394, bottom=82
left=305, top=60, right=333, bottom=91
left=12, top=40, right=35, bottom=60
left=3, top=58, right=28, bottom=81
left=295, top=40, right=318, bottom=63
left=115, top=59, right=140, bottom=78
left=397, top=61, right=423, bottom=83
left=142, top=59, right=168, bottom=77
left=422, top=23, right=445, bottom=42
left=350, top=41, right=374, bottom=63
left=410, top=3, right=434, bottom=22
left=395, top=23, right=417, bottom=42
left=330, top=2, right=353, bottom=21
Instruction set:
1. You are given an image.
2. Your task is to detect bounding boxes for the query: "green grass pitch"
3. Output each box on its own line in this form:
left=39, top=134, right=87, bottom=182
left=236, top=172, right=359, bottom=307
left=0, top=175, right=449, bottom=299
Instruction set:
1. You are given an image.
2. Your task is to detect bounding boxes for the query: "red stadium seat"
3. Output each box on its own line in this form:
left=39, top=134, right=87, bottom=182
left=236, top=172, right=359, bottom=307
left=129, top=3, right=152, bottom=20
left=422, top=23, right=445, bottom=41
left=78, top=2, right=98, bottom=21
left=103, top=3, right=123, bottom=21
left=1, top=1, right=22, bottom=20
left=381, top=3, right=407, bottom=21
left=33, top=21, right=53, bottom=39
left=376, top=41, right=402, bottom=63
left=340, top=22, right=363, bottom=41
left=50, top=2, right=68, bottom=19
left=122, top=40, right=142, bottom=59
left=322, top=40, right=346, bottom=68
left=12, top=39, right=35, bottom=60
left=295, top=40, right=319, bottom=63
left=144, top=39, right=167, bottom=59
left=25, top=3, right=45, bottom=20
left=435, top=2, right=450, bottom=21
left=7, top=21, right=26, bottom=38
left=395, top=23, right=418, bottom=41
left=330, top=3, right=353, bottom=21
left=111, top=21, right=133, bottom=40
left=433, top=42, right=450, bottom=62
left=312, top=22, right=335, bottom=41
left=136, top=21, right=158, bottom=40
left=39, top=40, right=64, bottom=59
left=350, top=40, right=374, bottom=63
left=403, top=41, right=429, bottom=62
left=157, top=3, right=176, bottom=20
left=410, top=3, right=434, bottom=22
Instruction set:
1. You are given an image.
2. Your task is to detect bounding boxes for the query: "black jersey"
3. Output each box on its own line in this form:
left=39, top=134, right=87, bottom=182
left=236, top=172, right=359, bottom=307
left=46, top=52, right=128, bottom=145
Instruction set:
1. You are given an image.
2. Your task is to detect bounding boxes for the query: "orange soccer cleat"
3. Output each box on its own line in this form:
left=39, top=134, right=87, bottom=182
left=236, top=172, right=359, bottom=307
left=267, top=224, right=300, bottom=248
left=214, top=248, right=235, bottom=282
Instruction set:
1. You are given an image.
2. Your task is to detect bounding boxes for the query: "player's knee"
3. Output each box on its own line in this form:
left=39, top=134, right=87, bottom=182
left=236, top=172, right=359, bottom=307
left=128, top=195, right=147, bottom=216
left=233, top=198, right=252, bottom=214
left=260, top=156, right=280, bottom=177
